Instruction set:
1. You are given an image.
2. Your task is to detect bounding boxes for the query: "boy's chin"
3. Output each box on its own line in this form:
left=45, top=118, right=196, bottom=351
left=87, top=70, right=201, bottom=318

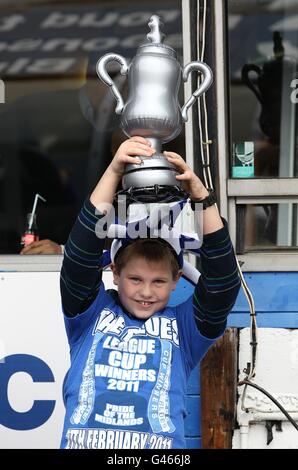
left=128, top=303, right=164, bottom=320
left=129, top=309, right=157, bottom=320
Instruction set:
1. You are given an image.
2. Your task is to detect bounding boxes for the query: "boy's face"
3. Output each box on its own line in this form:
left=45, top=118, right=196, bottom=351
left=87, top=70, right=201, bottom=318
left=111, top=256, right=181, bottom=320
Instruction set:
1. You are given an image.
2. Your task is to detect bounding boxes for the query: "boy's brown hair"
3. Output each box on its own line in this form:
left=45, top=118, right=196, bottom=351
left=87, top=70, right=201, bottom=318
left=114, top=239, right=180, bottom=278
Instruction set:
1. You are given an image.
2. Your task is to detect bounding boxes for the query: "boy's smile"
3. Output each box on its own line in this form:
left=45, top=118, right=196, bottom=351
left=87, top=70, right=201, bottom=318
left=111, top=257, right=181, bottom=320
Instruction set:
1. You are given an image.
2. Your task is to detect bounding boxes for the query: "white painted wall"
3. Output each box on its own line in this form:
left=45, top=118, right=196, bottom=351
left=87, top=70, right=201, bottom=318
left=233, top=328, right=298, bottom=449
left=0, top=270, right=114, bottom=449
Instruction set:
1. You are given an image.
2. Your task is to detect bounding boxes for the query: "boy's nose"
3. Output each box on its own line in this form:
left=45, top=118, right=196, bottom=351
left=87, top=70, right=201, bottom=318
left=139, top=284, right=153, bottom=298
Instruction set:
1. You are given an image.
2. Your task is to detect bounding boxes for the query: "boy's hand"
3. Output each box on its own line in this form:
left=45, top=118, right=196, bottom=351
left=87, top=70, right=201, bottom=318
left=164, top=151, right=209, bottom=200
left=110, top=137, right=155, bottom=177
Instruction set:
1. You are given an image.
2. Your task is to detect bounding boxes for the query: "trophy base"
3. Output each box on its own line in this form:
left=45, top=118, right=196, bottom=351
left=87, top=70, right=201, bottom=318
left=119, top=153, right=188, bottom=203
left=122, top=153, right=181, bottom=190
left=115, top=185, right=188, bottom=204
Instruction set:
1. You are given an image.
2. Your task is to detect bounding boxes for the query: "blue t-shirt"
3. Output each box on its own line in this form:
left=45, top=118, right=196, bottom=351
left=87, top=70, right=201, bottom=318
left=60, top=282, right=218, bottom=449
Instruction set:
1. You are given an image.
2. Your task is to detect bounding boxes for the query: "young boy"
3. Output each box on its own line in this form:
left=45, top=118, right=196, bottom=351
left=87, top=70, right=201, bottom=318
left=60, top=136, right=240, bottom=449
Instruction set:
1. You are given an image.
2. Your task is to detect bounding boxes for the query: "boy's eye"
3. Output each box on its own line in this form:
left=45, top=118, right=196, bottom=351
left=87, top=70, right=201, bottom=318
left=154, top=280, right=166, bottom=285
left=130, top=277, right=140, bottom=282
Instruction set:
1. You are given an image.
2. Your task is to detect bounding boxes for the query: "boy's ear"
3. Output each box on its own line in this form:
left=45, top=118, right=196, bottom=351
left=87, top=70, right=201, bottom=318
left=110, top=263, right=119, bottom=285
left=172, top=270, right=182, bottom=289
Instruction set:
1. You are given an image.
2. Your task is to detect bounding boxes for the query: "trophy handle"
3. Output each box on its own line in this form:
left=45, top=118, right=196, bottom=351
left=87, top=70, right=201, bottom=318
left=96, top=53, right=129, bottom=115
left=241, top=64, right=262, bottom=104
left=181, top=62, right=213, bottom=122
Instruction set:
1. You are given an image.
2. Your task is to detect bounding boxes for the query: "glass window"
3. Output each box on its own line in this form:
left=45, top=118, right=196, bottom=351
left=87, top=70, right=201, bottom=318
left=0, top=0, right=183, bottom=254
left=236, top=202, right=298, bottom=252
left=228, top=0, right=298, bottom=179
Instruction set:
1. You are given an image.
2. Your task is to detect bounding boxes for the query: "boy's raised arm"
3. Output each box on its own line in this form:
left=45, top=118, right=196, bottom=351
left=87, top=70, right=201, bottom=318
left=164, top=151, right=241, bottom=338
left=60, top=137, right=155, bottom=317
left=60, top=199, right=106, bottom=317
left=193, top=216, right=240, bottom=338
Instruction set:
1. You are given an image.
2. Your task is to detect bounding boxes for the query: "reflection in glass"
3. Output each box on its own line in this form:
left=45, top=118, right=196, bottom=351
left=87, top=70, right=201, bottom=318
left=0, top=0, right=183, bottom=253
left=237, top=203, right=298, bottom=251
left=229, top=1, right=298, bottom=253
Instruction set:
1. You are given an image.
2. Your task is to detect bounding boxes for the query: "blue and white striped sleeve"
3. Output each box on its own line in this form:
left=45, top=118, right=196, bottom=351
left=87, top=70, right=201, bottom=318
left=193, top=219, right=241, bottom=338
left=60, top=198, right=106, bottom=317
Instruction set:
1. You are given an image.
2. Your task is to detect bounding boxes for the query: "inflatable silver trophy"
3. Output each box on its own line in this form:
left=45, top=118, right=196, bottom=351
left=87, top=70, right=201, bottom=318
left=97, top=15, right=213, bottom=203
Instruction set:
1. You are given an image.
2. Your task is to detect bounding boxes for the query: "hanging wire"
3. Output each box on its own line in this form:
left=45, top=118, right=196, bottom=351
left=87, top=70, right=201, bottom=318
left=238, top=380, right=298, bottom=432
left=199, top=0, right=214, bottom=189
left=197, top=0, right=213, bottom=189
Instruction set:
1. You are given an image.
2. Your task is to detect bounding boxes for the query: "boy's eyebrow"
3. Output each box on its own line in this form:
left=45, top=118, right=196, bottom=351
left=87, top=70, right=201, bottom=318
left=126, top=272, right=169, bottom=281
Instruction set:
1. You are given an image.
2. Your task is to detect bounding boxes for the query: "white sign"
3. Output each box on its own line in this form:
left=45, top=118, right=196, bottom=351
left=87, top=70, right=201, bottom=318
left=0, top=270, right=113, bottom=448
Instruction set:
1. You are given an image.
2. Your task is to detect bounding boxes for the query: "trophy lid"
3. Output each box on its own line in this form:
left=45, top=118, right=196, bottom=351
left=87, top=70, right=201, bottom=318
left=137, top=15, right=176, bottom=58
